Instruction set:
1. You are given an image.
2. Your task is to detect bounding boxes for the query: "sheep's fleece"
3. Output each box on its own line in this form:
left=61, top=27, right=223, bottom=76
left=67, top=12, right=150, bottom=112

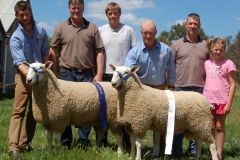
left=112, top=66, right=212, bottom=142
left=110, top=64, right=218, bottom=160
left=25, top=61, right=121, bottom=136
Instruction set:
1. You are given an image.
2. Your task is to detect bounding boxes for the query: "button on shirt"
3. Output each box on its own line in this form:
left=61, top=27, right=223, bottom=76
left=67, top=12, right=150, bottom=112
left=10, top=21, right=49, bottom=67
left=124, top=41, right=176, bottom=85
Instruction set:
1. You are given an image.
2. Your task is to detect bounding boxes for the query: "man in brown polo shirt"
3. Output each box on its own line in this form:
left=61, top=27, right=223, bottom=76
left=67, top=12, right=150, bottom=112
left=171, top=13, right=209, bottom=157
left=49, top=0, right=104, bottom=149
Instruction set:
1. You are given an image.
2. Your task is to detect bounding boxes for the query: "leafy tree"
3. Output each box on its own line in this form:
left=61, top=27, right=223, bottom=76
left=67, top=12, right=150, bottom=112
left=157, top=30, right=171, bottom=46
left=48, top=36, right=62, bottom=72
left=48, top=36, right=52, bottom=46
left=157, top=23, right=212, bottom=46
left=225, top=31, right=240, bottom=82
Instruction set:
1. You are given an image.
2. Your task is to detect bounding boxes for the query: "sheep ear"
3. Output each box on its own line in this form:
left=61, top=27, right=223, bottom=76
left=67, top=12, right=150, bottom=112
left=45, top=61, right=53, bottom=70
left=130, top=65, right=139, bottom=73
left=109, top=64, right=116, bottom=71
left=22, top=61, right=30, bottom=67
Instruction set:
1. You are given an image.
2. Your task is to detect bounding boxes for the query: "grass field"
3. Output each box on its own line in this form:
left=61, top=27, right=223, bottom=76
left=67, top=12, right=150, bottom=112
left=0, top=90, right=240, bottom=160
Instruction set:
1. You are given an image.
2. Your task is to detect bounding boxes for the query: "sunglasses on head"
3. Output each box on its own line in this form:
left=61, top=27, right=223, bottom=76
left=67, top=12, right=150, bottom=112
left=188, top=13, right=200, bottom=18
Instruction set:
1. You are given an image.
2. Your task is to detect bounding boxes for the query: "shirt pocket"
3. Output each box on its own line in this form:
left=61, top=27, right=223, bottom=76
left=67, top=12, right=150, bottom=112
left=22, top=40, right=31, bottom=53
left=157, top=56, right=167, bottom=70
left=36, top=35, right=44, bottom=50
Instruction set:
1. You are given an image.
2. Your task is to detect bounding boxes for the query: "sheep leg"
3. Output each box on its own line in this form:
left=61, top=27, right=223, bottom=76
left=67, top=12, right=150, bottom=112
left=135, top=137, right=142, bottom=160
left=152, top=131, right=160, bottom=157
left=47, top=129, right=53, bottom=150
left=194, top=138, right=202, bottom=160
left=130, top=134, right=136, bottom=158
left=96, top=130, right=105, bottom=147
left=116, top=133, right=124, bottom=156
left=209, top=140, right=218, bottom=160
left=54, top=131, right=62, bottom=147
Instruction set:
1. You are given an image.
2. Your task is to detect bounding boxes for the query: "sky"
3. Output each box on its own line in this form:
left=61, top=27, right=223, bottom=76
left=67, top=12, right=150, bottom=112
left=30, top=0, right=240, bottom=41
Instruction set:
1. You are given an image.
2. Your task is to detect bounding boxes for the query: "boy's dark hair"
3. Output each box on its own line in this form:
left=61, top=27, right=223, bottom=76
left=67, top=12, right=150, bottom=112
left=14, top=1, right=31, bottom=14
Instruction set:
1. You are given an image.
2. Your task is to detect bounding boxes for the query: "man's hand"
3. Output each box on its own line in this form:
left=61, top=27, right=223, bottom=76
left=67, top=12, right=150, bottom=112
left=93, top=74, right=103, bottom=82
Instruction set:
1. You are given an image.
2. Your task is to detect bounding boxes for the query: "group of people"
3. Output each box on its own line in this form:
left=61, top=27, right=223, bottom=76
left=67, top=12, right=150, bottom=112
left=8, top=1, right=236, bottom=160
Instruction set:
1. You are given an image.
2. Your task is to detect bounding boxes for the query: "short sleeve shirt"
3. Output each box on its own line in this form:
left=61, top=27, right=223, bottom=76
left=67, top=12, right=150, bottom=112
left=124, top=41, right=176, bottom=85
left=203, top=58, right=236, bottom=104
left=99, top=23, right=138, bottom=73
left=171, top=36, right=209, bottom=87
left=50, top=18, right=104, bottom=69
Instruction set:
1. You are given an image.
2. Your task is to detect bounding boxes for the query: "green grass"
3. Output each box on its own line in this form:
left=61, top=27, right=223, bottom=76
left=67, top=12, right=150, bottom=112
left=0, top=91, right=240, bottom=160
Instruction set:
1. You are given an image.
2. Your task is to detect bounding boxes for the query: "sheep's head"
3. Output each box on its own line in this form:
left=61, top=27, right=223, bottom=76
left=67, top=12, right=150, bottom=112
left=24, top=61, right=53, bottom=85
left=109, top=64, right=139, bottom=91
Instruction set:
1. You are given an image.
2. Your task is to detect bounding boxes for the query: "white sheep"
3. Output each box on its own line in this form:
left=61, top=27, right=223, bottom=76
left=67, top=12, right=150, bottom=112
left=109, top=64, right=218, bottom=160
left=24, top=61, right=124, bottom=155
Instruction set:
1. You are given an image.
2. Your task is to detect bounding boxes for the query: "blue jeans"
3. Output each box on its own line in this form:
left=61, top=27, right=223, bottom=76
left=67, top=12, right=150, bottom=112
left=59, top=67, right=94, bottom=146
left=172, top=86, right=203, bottom=155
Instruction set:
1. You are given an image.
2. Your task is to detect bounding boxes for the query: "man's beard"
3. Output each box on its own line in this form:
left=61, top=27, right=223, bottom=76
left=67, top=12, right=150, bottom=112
left=20, top=21, right=31, bottom=27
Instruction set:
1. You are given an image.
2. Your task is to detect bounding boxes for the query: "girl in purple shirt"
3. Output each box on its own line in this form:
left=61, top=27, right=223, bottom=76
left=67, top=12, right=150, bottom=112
left=204, top=37, right=236, bottom=160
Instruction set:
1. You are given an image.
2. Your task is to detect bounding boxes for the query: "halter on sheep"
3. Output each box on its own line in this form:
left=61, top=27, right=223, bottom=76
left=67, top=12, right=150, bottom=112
left=110, top=64, right=218, bottom=160
left=28, top=66, right=46, bottom=83
left=24, top=61, right=125, bottom=156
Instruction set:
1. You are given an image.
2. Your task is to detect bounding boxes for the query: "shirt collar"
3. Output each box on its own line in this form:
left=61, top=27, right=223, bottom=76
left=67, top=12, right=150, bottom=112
left=183, top=35, right=203, bottom=43
left=140, top=40, right=160, bottom=51
left=67, top=17, right=89, bottom=28
left=19, top=19, right=36, bottom=31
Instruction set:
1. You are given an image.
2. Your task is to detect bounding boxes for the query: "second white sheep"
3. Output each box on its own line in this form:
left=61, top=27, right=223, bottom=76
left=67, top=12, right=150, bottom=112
left=110, top=64, right=218, bottom=160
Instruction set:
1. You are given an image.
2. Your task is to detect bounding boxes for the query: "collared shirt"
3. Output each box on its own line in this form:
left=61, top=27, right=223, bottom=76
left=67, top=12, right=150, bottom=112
left=124, top=41, right=176, bottom=85
left=171, top=35, right=209, bottom=87
left=50, top=17, right=104, bottom=70
left=10, top=20, right=49, bottom=67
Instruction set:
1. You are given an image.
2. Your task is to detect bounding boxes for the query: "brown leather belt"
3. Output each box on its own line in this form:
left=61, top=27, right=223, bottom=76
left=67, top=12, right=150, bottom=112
left=61, top=66, right=92, bottom=72
left=145, top=83, right=165, bottom=90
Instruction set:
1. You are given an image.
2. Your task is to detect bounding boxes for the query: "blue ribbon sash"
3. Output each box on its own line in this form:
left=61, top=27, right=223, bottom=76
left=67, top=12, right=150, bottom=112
left=92, top=82, right=107, bottom=129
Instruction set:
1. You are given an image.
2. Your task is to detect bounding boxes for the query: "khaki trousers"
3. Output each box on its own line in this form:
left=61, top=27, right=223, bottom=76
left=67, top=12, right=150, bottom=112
left=8, top=72, right=36, bottom=152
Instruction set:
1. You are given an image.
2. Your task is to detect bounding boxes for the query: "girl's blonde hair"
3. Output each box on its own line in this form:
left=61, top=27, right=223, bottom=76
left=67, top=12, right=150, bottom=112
left=206, top=37, right=226, bottom=57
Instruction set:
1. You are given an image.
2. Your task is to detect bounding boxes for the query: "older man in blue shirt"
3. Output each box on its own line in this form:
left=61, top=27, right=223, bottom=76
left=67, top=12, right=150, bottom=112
left=8, top=1, right=49, bottom=159
left=124, top=20, right=176, bottom=156
left=124, top=20, right=176, bottom=89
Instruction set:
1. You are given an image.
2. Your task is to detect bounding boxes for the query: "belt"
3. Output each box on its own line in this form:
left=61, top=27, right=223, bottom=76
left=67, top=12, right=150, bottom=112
left=181, top=86, right=200, bottom=89
left=61, top=66, right=92, bottom=72
left=103, top=73, right=113, bottom=78
left=145, top=83, right=165, bottom=90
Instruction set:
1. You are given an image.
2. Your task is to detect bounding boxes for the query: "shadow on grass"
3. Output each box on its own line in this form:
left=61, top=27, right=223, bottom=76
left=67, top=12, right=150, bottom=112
left=0, top=91, right=14, bottom=100
left=223, top=147, right=240, bottom=159
left=47, top=136, right=240, bottom=160
left=141, top=145, right=194, bottom=160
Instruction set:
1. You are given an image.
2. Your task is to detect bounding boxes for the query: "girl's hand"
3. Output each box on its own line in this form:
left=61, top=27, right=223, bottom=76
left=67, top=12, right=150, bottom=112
left=224, top=104, right=231, bottom=114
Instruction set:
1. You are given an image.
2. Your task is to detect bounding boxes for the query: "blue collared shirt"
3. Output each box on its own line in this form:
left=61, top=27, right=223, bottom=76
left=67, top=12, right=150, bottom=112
left=10, top=20, right=49, bottom=67
left=124, top=41, right=176, bottom=85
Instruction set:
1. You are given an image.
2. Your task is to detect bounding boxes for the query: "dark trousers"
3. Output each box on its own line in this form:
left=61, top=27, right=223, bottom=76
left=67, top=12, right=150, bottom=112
left=172, top=86, right=203, bottom=154
left=59, top=67, right=94, bottom=147
left=103, top=73, right=131, bottom=150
